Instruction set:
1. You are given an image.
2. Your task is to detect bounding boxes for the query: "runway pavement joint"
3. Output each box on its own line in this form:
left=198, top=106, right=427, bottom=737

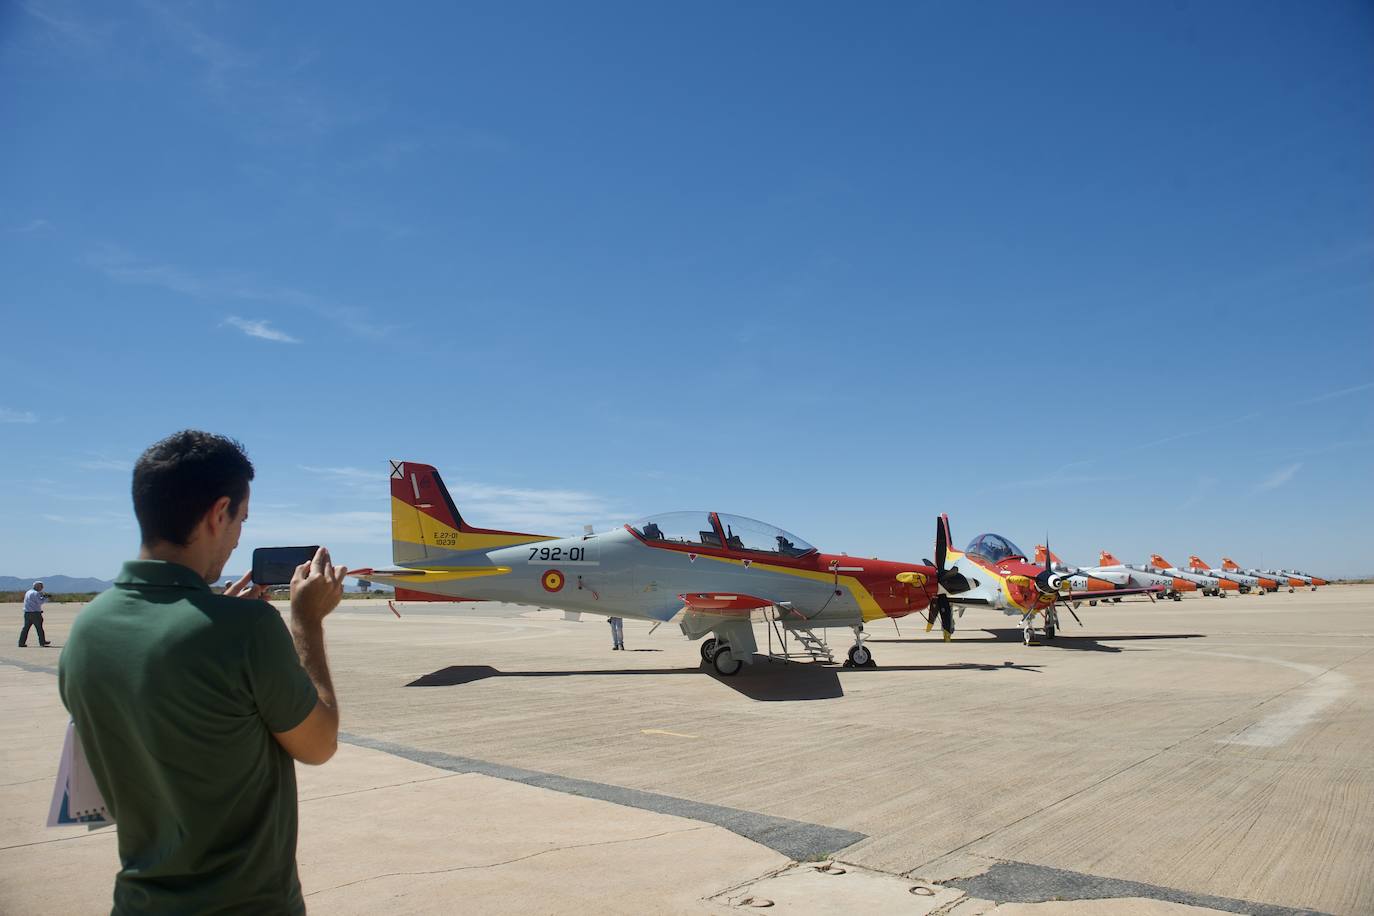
left=338, top=731, right=867, bottom=861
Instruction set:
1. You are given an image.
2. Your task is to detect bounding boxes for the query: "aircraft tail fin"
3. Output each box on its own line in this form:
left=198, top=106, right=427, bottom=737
left=1098, top=550, right=1123, bottom=567
left=389, top=460, right=554, bottom=565
left=1150, top=554, right=1173, bottom=569
left=1221, top=557, right=1241, bottom=571
left=1033, top=545, right=1063, bottom=567
left=1188, top=555, right=1211, bottom=570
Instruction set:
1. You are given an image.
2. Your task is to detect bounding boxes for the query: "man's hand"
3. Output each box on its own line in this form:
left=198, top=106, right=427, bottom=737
left=290, top=546, right=348, bottom=626
left=223, top=571, right=270, bottom=601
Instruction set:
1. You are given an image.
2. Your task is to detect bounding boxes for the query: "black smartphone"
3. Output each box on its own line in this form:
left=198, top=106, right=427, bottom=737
left=251, top=546, right=320, bottom=586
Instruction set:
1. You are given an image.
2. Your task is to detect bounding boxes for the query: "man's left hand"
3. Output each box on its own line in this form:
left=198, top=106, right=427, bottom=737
left=224, top=571, right=270, bottom=600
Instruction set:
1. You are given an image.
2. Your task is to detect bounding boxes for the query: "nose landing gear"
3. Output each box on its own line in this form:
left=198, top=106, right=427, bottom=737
left=844, top=625, right=876, bottom=668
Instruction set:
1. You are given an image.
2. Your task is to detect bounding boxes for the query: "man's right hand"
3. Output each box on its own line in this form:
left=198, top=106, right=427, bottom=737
left=290, top=546, right=347, bottom=626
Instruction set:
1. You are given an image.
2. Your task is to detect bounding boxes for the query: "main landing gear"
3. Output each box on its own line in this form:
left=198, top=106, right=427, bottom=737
left=844, top=625, right=876, bottom=668
left=700, top=638, right=743, bottom=676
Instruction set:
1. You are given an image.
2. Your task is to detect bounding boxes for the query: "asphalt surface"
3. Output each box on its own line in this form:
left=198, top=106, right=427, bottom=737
left=1, top=584, right=1370, bottom=914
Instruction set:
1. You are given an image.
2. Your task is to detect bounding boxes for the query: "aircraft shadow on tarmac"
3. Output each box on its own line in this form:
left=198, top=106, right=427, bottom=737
left=869, top=629, right=1207, bottom=654
left=406, top=657, right=1042, bottom=702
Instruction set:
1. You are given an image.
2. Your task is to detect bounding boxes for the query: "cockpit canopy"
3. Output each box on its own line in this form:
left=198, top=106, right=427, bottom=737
left=965, top=533, right=1027, bottom=564
left=629, top=511, right=816, bottom=558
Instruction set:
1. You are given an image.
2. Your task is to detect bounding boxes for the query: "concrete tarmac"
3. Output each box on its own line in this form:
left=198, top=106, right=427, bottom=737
left=2, top=585, right=1370, bottom=914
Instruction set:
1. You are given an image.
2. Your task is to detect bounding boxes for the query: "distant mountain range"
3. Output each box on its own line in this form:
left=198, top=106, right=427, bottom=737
left=1, top=575, right=115, bottom=593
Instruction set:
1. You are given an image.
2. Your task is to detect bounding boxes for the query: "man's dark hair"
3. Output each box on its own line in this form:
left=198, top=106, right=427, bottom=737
left=132, top=430, right=255, bottom=546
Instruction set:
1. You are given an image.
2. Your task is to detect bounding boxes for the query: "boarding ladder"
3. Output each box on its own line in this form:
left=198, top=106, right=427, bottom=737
left=764, top=603, right=835, bottom=664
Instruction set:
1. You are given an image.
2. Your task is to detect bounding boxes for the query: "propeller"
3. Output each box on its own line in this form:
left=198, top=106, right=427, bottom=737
left=927, top=515, right=973, bottom=641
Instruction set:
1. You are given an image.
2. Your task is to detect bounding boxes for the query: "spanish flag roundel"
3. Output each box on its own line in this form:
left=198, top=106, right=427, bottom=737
left=541, top=570, right=564, bottom=593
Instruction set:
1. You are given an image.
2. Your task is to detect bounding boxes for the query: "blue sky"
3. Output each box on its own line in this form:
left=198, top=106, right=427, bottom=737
left=2, top=1, right=1371, bottom=579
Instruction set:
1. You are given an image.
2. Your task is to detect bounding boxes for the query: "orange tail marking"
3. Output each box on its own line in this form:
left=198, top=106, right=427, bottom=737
left=1099, top=550, right=1123, bottom=566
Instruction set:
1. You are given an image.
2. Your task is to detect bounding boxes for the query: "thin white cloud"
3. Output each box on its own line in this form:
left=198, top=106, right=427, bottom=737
left=21, top=1, right=110, bottom=47
left=1297, top=380, right=1374, bottom=406
left=90, top=248, right=395, bottom=339
left=11, top=218, right=52, bottom=233
left=1256, top=463, right=1302, bottom=492
left=41, top=511, right=131, bottom=528
left=448, top=480, right=619, bottom=535
left=243, top=509, right=391, bottom=546
left=297, top=466, right=381, bottom=490
left=74, top=457, right=133, bottom=472
left=0, top=408, right=38, bottom=424
left=293, top=466, right=621, bottom=537
left=224, top=316, right=299, bottom=344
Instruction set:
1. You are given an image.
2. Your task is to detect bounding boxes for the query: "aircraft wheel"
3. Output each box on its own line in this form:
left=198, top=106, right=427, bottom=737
left=712, top=646, right=743, bottom=676
left=847, top=645, right=872, bottom=667
left=1044, top=622, right=1056, bottom=640
left=1023, top=627, right=1034, bottom=646
left=700, top=638, right=717, bottom=662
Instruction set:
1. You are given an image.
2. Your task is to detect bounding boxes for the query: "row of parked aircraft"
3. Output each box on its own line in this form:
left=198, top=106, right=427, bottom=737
left=1034, top=546, right=1328, bottom=599
left=350, top=461, right=1328, bottom=676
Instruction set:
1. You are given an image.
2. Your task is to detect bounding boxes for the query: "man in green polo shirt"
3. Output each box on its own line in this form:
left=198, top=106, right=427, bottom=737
left=60, top=430, right=346, bottom=914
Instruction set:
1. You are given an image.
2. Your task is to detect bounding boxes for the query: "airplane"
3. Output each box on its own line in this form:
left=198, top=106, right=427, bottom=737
left=1186, top=556, right=1265, bottom=594
left=1032, top=545, right=1131, bottom=590
left=1147, top=554, right=1232, bottom=596
left=1094, top=551, right=1198, bottom=601
left=1221, top=558, right=1303, bottom=592
left=935, top=519, right=1165, bottom=645
left=1288, top=569, right=1328, bottom=588
left=350, top=460, right=958, bottom=676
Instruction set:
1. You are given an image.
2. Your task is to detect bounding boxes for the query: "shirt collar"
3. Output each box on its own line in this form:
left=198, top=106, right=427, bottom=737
left=114, top=560, right=213, bottom=592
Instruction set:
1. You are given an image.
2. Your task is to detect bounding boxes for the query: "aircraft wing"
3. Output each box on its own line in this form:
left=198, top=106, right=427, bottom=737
left=679, top=592, right=775, bottom=613
left=1066, top=584, right=1165, bottom=601
left=945, top=595, right=994, bottom=607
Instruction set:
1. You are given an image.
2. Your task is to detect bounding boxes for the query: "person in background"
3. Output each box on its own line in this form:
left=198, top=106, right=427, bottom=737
left=608, top=615, right=625, bottom=650
left=59, top=430, right=345, bottom=915
left=19, top=580, right=52, bottom=647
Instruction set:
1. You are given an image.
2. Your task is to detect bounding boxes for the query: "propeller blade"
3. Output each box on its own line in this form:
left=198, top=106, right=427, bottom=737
left=938, top=594, right=955, bottom=641
left=935, top=515, right=948, bottom=575
left=1061, top=600, right=1083, bottom=626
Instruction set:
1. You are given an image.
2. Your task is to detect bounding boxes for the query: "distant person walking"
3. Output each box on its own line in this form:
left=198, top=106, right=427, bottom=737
left=608, top=616, right=625, bottom=650
left=18, top=581, right=51, bottom=647
left=60, top=430, right=346, bottom=915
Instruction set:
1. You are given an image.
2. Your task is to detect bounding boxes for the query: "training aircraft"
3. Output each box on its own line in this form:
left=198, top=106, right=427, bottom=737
left=350, top=461, right=952, bottom=675
left=1033, top=546, right=1130, bottom=589
left=1186, top=556, right=1264, bottom=593
left=1147, top=554, right=1231, bottom=596
left=1222, top=558, right=1311, bottom=592
left=1094, top=551, right=1197, bottom=601
left=933, top=519, right=1165, bottom=645
left=1286, top=569, right=1328, bottom=588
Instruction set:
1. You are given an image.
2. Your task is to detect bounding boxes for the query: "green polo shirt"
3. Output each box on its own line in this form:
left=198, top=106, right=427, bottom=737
left=59, top=560, right=319, bottom=915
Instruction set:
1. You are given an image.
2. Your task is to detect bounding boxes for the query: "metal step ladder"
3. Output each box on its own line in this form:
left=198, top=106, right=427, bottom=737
left=764, top=604, right=835, bottom=664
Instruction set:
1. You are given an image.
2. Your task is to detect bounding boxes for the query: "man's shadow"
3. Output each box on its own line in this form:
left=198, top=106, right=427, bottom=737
left=406, top=656, right=1042, bottom=702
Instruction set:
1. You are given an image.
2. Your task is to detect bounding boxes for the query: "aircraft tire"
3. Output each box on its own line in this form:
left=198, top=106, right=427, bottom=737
left=1023, top=627, right=1034, bottom=646
left=847, top=645, right=872, bottom=667
left=712, top=646, right=743, bottom=676
left=1045, top=622, right=1056, bottom=640
left=700, top=638, right=717, bottom=662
